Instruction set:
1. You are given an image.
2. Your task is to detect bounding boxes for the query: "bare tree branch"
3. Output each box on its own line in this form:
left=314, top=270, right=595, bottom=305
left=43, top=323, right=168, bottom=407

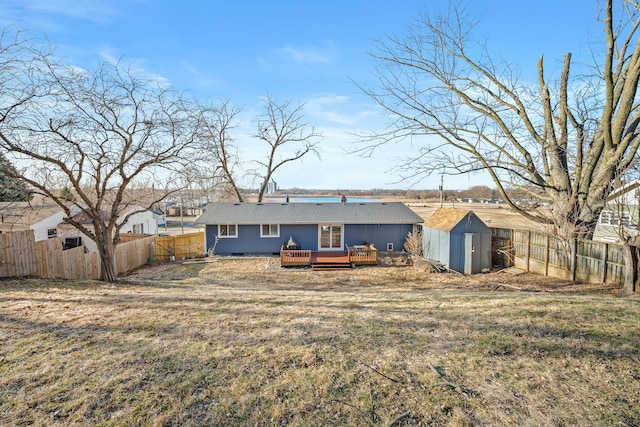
left=250, top=96, right=322, bottom=202
left=194, top=100, right=245, bottom=202
left=0, top=30, right=200, bottom=281
left=359, top=0, right=640, bottom=240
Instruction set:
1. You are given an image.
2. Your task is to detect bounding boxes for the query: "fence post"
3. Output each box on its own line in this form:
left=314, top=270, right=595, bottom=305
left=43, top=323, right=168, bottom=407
left=526, top=230, right=531, bottom=272
left=570, top=238, right=578, bottom=282
left=544, top=234, right=550, bottom=276
left=601, top=242, right=608, bottom=283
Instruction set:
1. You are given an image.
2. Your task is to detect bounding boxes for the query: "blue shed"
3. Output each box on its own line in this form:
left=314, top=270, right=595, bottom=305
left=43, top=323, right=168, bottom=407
left=195, top=201, right=423, bottom=256
left=422, top=208, right=492, bottom=274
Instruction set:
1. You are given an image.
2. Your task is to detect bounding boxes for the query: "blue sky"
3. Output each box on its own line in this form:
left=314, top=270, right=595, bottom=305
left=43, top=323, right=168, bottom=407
left=1, top=0, right=598, bottom=190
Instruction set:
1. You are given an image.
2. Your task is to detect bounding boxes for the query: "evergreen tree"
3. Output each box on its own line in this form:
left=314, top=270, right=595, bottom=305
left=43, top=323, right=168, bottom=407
left=58, top=186, right=76, bottom=202
left=0, top=154, right=31, bottom=201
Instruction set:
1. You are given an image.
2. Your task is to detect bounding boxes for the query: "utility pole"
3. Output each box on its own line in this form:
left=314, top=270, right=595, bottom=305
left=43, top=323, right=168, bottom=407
left=439, top=175, right=444, bottom=208
left=180, top=190, right=184, bottom=235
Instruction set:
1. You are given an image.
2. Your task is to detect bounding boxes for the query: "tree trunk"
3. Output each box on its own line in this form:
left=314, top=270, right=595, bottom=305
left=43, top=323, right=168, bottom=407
left=635, top=246, right=640, bottom=294
left=99, top=249, right=118, bottom=282
left=231, top=183, right=244, bottom=203
left=256, top=175, right=270, bottom=203
left=95, top=228, right=118, bottom=282
left=621, top=243, right=638, bottom=295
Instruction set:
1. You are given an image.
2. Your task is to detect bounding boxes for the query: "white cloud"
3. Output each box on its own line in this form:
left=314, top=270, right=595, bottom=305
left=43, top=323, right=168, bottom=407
left=96, top=49, right=173, bottom=88
left=0, top=0, right=123, bottom=27
left=180, top=61, right=223, bottom=91
left=276, top=43, right=335, bottom=64
left=304, top=94, right=380, bottom=126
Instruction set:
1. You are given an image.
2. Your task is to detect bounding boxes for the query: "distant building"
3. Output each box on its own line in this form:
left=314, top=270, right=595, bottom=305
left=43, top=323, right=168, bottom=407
left=266, top=179, right=278, bottom=194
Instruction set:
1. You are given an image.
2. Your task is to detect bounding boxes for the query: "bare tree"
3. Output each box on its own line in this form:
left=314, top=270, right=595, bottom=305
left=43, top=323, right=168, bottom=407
left=361, top=1, right=640, bottom=246
left=0, top=30, right=199, bottom=281
left=251, top=96, right=322, bottom=202
left=195, top=100, right=244, bottom=202
left=462, top=185, right=494, bottom=201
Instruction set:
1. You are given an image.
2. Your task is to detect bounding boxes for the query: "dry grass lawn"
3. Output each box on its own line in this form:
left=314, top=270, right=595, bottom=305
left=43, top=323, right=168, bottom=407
left=1, top=258, right=638, bottom=426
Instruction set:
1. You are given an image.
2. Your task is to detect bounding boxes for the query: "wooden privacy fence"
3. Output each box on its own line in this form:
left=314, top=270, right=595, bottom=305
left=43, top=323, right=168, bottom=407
left=1, top=230, right=155, bottom=280
left=153, top=232, right=204, bottom=262
left=492, top=228, right=626, bottom=284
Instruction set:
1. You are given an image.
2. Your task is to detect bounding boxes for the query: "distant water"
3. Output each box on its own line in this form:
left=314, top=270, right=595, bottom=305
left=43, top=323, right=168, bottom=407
left=267, top=196, right=381, bottom=203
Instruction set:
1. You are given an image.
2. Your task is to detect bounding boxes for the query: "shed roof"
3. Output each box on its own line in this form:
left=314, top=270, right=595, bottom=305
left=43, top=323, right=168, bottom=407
left=195, top=202, right=424, bottom=225
left=422, top=208, right=479, bottom=232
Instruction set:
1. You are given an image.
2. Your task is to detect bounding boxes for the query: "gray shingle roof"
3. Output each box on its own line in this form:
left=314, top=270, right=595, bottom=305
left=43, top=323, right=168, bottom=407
left=195, top=202, right=423, bottom=225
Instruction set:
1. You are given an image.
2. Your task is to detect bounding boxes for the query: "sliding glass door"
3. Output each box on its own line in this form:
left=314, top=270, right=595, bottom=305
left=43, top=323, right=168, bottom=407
left=319, top=224, right=343, bottom=250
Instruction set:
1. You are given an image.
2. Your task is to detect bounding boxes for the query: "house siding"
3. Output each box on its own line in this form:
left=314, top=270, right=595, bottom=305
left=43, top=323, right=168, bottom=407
left=344, top=224, right=413, bottom=251
left=205, top=224, right=319, bottom=254
left=205, top=225, right=278, bottom=254
left=205, top=223, right=414, bottom=255
left=30, top=211, right=66, bottom=241
left=281, top=225, right=318, bottom=250
left=119, top=211, right=160, bottom=235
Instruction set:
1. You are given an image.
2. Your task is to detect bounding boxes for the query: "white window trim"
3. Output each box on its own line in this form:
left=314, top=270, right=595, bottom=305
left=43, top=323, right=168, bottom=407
left=317, top=223, right=344, bottom=251
left=218, top=224, right=238, bottom=238
left=260, top=224, right=280, bottom=238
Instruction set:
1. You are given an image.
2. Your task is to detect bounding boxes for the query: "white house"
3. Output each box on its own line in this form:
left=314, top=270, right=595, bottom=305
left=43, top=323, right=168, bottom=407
left=12, top=203, right=161, bottom=252
left=31, top=209, right=69, bottom=241
left=593, top=180, right=640, bottom=243
left=59, top=206, right=158, bottom=250
left=2, top=197, right=160, bottom=252
left=116, top=206, right=161, bottom=235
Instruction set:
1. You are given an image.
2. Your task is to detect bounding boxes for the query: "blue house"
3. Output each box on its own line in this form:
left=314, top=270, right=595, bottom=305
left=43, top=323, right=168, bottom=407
left=195, top=201, right=424, bottom=257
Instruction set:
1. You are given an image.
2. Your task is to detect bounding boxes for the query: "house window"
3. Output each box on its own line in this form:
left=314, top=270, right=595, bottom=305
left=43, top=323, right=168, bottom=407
left=599, top=210, right=612, bottom=225
left=620, top=211, right=631, bottom=227
left=47, top=228, right=57, bottom=239
left=260, top=224, right=280, bottom=238
left=132, top=223, right=144, bottom=234
left=599, top=208, right=639, bottom=229
left=218, top=224, right=238, bottom=238
left=64, top=237, right=82, bottom=250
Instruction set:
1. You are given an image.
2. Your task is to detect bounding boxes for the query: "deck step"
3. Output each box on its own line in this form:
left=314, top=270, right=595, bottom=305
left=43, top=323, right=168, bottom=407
left=311, top=262, right=353, bottom=271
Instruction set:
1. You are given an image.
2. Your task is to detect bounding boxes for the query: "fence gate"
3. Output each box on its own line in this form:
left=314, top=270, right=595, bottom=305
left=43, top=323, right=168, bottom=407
left=491, top=228, right=513, bottom=268
left=154, top=232, right=204, bottom=262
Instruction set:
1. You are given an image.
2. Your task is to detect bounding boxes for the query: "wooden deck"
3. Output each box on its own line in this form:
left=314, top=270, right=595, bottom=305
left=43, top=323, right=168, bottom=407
left=280, top=248, right=377, bottom=269
left=311, top=251, right=351, bottom=270
left=311, top=251, right=349, bottom=263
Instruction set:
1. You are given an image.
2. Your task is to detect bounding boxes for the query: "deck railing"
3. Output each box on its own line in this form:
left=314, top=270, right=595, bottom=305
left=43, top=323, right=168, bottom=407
left=348, top=248, right=378, bottom=265
left=280, top=249, right=312, bottom=266
left=280, top=247, right=378, bottom=267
